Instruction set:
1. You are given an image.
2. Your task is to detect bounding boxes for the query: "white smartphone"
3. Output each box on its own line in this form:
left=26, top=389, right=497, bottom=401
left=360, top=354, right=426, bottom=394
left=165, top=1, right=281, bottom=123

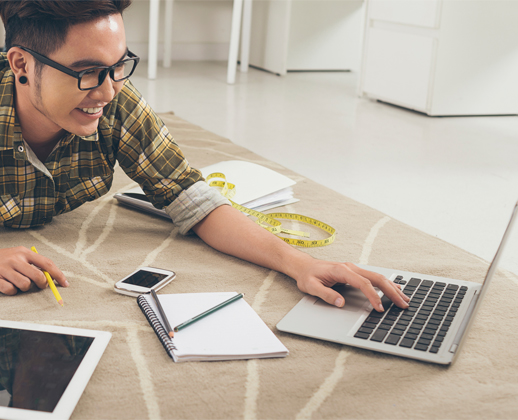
left=114, top=267, right=176, bottom=297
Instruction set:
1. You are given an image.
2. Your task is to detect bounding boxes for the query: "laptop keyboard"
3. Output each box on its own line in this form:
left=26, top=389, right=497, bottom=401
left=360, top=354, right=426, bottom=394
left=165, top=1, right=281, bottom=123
left=354, top=276, right=468, bottom=353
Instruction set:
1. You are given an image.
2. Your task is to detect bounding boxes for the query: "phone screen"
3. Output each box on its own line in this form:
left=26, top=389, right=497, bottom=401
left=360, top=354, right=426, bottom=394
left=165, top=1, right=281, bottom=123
left=121, top=270, right=169, bottom=288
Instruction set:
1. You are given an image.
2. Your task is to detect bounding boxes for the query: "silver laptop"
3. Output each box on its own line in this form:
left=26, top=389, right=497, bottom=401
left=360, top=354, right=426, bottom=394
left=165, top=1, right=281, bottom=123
left=277, top=201, right=518, bottom=365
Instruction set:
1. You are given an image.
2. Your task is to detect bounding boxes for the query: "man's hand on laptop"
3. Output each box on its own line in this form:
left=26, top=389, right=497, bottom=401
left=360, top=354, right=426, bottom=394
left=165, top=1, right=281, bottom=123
left=295, top=260, right=410, bottom=312
left=0, top=247, right=68, bottom=296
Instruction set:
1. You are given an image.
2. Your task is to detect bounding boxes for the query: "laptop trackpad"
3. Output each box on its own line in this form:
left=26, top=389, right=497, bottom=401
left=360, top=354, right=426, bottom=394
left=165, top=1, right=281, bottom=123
left=277, top=284, right=371, bottom=344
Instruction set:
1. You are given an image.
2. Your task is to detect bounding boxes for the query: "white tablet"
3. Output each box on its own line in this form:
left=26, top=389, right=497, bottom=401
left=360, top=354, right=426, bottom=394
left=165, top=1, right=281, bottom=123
left=0, top=320, right=111, bottom=420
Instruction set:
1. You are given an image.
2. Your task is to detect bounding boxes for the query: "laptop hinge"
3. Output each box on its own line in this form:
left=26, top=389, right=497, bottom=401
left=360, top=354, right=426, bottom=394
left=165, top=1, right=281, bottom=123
left=449, top=290, right=480, bottom=353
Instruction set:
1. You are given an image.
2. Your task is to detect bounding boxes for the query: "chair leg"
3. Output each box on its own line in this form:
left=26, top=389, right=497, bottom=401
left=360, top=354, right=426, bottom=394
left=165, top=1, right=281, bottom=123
left=240, top=0, right=252, bottom=72
left=227, top=0, right=244, bottom=84
left=163, top=0, right=174, bottom=68
left=148, top=0, right=160, bottom=79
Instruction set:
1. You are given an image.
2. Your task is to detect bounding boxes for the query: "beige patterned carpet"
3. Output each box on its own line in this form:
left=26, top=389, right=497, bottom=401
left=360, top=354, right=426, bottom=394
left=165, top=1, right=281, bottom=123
left=2, top=113, right=518, bottom=420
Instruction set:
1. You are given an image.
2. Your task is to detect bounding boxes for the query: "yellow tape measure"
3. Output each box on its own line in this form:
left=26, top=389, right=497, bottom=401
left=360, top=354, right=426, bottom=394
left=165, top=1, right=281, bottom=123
left=206, top=172, right=336, bottom=247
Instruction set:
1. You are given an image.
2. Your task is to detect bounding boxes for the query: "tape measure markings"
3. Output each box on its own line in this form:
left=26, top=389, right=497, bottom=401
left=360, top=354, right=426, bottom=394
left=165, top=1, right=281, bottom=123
left=206, top=172, right=336, bottom=247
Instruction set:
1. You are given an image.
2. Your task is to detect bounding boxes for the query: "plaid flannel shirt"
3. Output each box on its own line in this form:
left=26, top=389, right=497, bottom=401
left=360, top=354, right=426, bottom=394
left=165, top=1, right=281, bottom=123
left=0, top=54, right=228, bottom=231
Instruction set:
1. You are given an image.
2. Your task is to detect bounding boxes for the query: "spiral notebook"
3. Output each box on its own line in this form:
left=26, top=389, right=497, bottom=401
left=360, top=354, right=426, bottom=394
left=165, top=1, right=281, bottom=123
left=137, top=292, right=289, bottom=362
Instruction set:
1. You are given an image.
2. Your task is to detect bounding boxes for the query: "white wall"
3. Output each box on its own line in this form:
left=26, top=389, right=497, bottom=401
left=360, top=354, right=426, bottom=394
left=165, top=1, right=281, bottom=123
left=123, top=0, right=233, bottom=61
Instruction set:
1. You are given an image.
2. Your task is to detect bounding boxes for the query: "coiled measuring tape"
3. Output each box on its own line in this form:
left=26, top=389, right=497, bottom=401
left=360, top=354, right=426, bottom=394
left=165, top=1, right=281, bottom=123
left=206, top=172, right=336, bottom=247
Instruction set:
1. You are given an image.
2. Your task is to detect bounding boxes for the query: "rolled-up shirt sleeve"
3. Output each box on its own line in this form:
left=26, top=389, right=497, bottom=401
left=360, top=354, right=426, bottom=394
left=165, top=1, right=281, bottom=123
left=165, top=181, right=231, bottom=235
left=112, top=82, right=202, bottom=209
left=106, top=81, right=231, bottom=234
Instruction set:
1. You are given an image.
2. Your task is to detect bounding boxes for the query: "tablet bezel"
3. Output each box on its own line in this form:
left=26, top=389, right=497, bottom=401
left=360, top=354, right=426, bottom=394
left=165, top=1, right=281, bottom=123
left=0, top=319, right=111, bottom=420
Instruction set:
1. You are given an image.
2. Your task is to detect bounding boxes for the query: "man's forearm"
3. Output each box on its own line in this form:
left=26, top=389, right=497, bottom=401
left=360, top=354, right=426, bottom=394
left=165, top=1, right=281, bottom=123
left=191, top=205, right=312, bottom=280
left=192, top=204, right=410, bottom=312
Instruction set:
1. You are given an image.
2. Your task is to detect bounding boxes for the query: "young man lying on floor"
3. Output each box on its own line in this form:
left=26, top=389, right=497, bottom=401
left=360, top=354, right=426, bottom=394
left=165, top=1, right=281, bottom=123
left=0, top=0, right=409, bottom=312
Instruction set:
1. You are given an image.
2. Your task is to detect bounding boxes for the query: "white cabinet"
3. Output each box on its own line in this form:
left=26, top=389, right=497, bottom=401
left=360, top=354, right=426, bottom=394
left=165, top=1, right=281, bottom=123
left=359, top=0, right=518, bottom=116
left=248, top=0, right=364, bottom=75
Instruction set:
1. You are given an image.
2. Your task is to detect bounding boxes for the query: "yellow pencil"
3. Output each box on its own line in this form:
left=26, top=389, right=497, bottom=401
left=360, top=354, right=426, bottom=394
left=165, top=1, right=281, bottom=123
left=31, top=246, right=64, bottom=307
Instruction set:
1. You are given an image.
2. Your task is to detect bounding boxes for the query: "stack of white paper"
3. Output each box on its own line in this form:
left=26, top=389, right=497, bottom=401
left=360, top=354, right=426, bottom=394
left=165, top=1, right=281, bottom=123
left=114, top=160, right=299, bottom=218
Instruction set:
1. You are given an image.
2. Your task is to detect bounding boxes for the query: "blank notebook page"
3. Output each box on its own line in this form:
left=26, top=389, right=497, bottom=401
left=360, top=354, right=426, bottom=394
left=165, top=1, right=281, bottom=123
left=145, top=292, right=288, bottom=360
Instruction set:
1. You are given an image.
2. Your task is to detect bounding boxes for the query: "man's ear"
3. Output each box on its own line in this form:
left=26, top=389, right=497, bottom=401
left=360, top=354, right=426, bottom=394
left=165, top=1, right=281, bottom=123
left=7, top=47, right=30, bottom=85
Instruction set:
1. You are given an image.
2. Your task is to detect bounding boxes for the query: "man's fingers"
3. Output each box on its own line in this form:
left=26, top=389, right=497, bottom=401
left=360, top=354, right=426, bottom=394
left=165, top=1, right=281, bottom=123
left=28, top=252, right=69, bottom=288
left=306, top=280, right=345, bottom=308
left=0, top=269, right=34, bottom=292
left=17, top=263, right=48, bottom=289
left=348, top=265, right=410, bottom=310
left=0, top=277, right=19, bottom=295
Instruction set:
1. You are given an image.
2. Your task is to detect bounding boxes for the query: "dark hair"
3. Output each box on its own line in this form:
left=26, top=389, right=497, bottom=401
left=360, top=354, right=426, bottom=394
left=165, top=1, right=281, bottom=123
left=0, top=0, right=131, bottom=57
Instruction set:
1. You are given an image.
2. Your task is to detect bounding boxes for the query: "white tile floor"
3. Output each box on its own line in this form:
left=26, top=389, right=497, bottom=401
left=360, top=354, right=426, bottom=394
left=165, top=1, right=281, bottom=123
left=130, top=61, right=518, bottom=277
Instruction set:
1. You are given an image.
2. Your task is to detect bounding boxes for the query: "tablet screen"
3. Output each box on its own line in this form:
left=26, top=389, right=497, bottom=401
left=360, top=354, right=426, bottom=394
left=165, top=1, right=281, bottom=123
left=0, top=328, right=94, bottom=413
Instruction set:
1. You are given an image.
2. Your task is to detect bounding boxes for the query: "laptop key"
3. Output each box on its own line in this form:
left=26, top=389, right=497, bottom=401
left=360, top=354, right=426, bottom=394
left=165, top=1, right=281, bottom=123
left=358, top=327, right=374, bottom=334
left=370, top=329, right=389, bottom=342
left=429, top=346, right=440, bottom=353
left=354, top=332, right=370, bottom=339
left=381, top=294, right=394, bottom=310
left=365, top=316, right=382, bottom=324
left=408, top=278, right=422, bottom=287
left=399, top=338, right=415, bottom=348
left=432, top=339, right=443, bottom=347
left=385, top=334, right=401, bottom=345
left=415, top=344, right=429, bottom=351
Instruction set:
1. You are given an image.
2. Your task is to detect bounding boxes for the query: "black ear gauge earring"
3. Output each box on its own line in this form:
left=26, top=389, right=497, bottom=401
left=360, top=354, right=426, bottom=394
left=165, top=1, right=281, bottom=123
left=19, top=76, right=28, bottom=84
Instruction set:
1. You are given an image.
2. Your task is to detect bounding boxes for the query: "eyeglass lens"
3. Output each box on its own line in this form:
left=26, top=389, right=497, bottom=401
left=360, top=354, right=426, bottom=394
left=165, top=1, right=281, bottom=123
left=79, top=59, right=136, bottom=90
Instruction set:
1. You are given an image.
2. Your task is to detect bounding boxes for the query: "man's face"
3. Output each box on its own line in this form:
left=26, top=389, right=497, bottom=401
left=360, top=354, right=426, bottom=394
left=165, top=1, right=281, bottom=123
left=29, top=14, right=128, bottom=138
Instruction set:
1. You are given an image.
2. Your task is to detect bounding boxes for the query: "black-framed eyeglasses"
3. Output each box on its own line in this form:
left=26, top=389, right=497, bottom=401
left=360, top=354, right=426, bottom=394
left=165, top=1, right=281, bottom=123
left=15, top=45, right=140, bottom=91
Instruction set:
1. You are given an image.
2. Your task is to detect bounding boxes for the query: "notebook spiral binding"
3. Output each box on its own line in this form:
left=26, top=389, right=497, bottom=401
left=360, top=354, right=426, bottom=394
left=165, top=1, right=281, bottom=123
left=137, top=295, right=177, bottom=358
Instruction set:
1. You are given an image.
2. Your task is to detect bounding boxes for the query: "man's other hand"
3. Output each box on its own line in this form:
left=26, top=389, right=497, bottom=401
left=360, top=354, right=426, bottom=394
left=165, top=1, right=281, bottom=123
left=0, top=247, right=68, bottom=295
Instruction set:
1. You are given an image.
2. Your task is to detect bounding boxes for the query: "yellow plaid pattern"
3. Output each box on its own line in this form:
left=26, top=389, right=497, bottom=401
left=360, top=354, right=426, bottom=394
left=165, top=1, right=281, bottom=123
left=0, top=53, right=202, bottom=229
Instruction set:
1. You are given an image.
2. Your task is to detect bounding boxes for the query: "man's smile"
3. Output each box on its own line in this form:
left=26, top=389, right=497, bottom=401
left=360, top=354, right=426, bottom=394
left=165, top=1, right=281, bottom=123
left=80, top=106, right=103, bottom=114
